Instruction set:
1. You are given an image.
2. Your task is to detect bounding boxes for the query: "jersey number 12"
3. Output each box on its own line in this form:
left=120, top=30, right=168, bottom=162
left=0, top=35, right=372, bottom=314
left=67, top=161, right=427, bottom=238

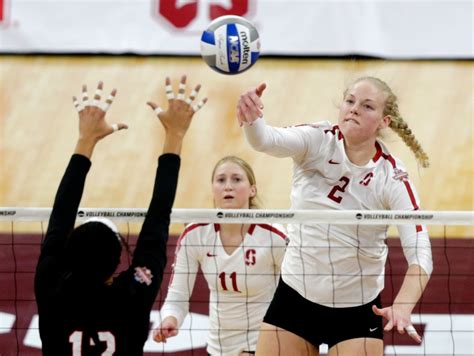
left=69, top=331, right=115, bottom=355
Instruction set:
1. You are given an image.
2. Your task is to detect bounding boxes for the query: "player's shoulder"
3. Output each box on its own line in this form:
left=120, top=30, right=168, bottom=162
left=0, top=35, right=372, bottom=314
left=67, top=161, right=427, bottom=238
left=374, top=141, right=411, bottom=182
left=251, top=223, right=288, bottom=244
left=180, top=223, right=215, bottom=239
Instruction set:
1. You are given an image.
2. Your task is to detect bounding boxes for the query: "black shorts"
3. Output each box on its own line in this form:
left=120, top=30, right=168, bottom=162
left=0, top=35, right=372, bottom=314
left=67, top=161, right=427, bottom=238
left=263, top=278, right=383, bottom=349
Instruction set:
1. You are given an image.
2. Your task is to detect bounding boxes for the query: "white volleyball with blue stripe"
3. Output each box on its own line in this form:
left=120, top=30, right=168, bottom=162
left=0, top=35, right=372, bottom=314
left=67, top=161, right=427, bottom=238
left=200, top=15, right=260, bottom=75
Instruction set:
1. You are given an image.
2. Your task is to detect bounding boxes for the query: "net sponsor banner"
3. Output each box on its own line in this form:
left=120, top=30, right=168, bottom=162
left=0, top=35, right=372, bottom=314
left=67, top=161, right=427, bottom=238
left=0, top=0, right=472, bottom=58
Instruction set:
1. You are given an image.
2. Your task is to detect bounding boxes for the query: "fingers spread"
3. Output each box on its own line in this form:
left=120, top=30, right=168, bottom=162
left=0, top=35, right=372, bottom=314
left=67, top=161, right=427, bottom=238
left=165, top=76, right=175, bottom=100
left=92, top=81, right=103, bottom=107
left=177, top=75, right=187, bottom=100
left=185, top=84, right=201, bottom=105
left=384, top=319, right=393, bottom=332
left=193, top=97, right=207, bottom=112
left=111, top=123, right=128, bottom=132
left=72, top=96, right=85, bottom=113
left=82, top=85, right=89, bottom=105
left=147, top=101, right=163, bottom=116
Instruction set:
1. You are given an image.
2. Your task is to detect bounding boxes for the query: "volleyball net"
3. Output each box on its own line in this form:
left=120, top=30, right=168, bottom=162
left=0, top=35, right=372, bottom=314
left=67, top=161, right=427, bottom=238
left=0, top=208, right=473, bottom=355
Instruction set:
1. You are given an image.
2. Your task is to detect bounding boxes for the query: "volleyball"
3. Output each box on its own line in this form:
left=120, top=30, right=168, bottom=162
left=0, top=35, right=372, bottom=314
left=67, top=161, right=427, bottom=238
left=200, top=15, right=260, bottom=75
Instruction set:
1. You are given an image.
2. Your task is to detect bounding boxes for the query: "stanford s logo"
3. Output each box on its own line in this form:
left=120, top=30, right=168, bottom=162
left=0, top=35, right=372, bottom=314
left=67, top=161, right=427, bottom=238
left=0, top=0, right=9, bottom=25
left=155, top=0, right=250, bottom=29
left=244, top=249, right=256, bottom=266
left=359, top=172, right=374, bottom=186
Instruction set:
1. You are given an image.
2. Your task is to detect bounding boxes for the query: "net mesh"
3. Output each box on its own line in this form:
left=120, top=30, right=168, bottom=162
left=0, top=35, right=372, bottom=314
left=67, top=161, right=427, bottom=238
left=0, top=208, right=472, bottom=355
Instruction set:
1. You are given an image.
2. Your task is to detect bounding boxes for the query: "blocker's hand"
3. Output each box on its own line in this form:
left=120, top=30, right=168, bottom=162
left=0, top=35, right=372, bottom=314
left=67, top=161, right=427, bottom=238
left=72, top=81, right=128, bottom=143
left=147, top=75, right=207, bottom=138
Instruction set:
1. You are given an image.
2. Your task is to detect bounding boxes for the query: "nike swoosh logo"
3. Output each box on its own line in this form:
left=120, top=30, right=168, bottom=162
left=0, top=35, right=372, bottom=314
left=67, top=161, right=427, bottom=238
left=369, top=327, right=378, bottom=332
left=206, top=252, right=217, bottom=257
left=328, top=159, right=340, bottom=164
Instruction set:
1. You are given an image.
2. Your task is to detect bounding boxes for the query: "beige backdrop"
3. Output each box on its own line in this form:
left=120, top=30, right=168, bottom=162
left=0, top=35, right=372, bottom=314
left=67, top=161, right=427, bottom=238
left=0, top=56, right=472, bottom=236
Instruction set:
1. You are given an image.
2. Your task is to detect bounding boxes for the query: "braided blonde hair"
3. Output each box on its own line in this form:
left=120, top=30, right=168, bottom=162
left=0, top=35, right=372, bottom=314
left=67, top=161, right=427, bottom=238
left=347, top=77, right=430, bottom=168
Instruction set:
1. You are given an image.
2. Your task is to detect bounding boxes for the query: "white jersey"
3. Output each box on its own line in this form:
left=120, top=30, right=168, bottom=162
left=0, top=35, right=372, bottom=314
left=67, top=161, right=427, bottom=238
left=160, top=223, right=288, bottom=356
left=244, top=119, right=433, bottom=307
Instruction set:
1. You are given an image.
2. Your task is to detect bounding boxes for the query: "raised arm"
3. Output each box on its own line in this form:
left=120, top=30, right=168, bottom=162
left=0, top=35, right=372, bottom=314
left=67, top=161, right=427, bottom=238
left=39, top=82, right=127, bottom=261
left=237, top=83, right=321, bottom=159
left=131, top=76, right=207, bottom=304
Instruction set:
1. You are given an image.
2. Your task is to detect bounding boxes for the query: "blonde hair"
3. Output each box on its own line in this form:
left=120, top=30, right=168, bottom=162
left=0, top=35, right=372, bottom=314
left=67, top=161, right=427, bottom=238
left=346, top=77, right=430, bottom=168
left=211, top=156, right=260, bottom=209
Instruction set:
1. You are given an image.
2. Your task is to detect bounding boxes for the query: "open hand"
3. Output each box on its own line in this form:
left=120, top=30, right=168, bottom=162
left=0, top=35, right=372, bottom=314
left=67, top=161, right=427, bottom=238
left=372, top=304, right=422, bottom=343
left=72, top=81, right=128, bottom=143
left=147, top=75, right=207, bottom=138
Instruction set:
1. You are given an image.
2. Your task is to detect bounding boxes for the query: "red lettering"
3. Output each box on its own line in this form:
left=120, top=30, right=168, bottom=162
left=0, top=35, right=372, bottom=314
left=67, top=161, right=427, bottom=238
left=244, top=249, right=256, bottom=266
left=210, top=0, right=248, bottom=19
left=0, top=0, right=5, bottom=22
left=328, top=176, right=350, bottom=204
left=159, top=0, right=198, bottom=28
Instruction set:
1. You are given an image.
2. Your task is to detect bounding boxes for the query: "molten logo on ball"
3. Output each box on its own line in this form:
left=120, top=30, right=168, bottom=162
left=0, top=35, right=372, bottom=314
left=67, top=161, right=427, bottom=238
left=200, top=15, right=260, bottom=75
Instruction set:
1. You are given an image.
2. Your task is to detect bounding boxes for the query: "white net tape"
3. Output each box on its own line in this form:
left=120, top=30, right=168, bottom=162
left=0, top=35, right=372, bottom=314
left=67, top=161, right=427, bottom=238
left=1, top=207, right=473, bottom=225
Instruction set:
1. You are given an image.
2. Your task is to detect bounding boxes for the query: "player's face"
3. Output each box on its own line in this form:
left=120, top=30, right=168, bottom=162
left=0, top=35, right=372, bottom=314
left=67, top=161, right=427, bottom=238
left=338, top=81, right=390, bottom=144
left=212, top=162, right=256, bottom=209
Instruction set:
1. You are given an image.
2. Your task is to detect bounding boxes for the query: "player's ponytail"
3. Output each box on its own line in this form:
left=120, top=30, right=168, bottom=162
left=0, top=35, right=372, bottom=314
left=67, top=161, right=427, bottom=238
left=348, top=77, right=430, bottom=168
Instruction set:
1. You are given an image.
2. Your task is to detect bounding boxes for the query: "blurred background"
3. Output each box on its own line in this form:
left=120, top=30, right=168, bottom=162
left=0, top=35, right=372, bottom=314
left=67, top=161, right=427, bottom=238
left=0, top=0, right=472, bottom=355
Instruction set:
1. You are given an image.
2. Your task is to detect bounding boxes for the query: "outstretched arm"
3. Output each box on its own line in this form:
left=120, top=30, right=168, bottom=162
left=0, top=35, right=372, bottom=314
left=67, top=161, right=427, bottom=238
left=132, top=75, right=206, bottom=304
left=39, top=82, right=127, bottom=260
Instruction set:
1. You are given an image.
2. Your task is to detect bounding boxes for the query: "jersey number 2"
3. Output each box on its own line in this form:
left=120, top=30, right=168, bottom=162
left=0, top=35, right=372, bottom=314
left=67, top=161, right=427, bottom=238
left=69, top=331, right=115, bottom=355
left=327, top=176, right=350, bottom=203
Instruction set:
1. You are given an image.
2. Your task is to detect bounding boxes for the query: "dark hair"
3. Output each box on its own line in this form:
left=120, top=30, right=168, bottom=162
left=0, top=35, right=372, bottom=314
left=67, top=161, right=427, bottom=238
left=65, top=221, right=122, bottom=284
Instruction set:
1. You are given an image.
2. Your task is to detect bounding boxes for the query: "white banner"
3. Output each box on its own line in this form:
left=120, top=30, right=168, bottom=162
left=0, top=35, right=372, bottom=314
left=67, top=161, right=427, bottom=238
left=0, top=0, right=472, bottom=58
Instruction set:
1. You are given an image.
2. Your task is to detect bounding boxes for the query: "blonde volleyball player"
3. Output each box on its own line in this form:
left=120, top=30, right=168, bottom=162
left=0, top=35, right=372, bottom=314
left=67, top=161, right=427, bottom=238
left=236, top=77, right=433, bottom=356
left=153, top=156, right=288, bottom=355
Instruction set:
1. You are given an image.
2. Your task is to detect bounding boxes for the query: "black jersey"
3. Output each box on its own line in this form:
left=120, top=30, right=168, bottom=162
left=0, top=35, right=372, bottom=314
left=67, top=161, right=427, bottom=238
left=35, top=153, right=180, bottom=355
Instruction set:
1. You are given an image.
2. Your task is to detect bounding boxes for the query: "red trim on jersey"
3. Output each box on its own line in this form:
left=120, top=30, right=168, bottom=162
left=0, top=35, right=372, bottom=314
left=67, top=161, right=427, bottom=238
left=403, top=180, right=420, bottom=210
left=174, top=223, right=210, bottom=256
left=416, top=225, right=423, bottom=233
left=324, top=125, right=344, bottom=140
left=254, top=224, right=288, bottom=241
left=380, top=152, right=397, bottom=169
left=372, top=142, right=383, bottom=162
left=379, top=151, right=419, bottom=211
left=214, top=224, right=220, bottom=233
left=248, top=224, right=256, bottom=235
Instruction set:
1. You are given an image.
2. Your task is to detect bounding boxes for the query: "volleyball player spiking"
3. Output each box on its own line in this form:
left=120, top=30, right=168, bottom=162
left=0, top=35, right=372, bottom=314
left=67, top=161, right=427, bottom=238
left=236, top=77, right=432, bottom=355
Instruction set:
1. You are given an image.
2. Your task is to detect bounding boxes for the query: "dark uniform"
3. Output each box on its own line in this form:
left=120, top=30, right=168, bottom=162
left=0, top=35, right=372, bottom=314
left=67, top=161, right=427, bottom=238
left=35, top=153, right=180, bottom=355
